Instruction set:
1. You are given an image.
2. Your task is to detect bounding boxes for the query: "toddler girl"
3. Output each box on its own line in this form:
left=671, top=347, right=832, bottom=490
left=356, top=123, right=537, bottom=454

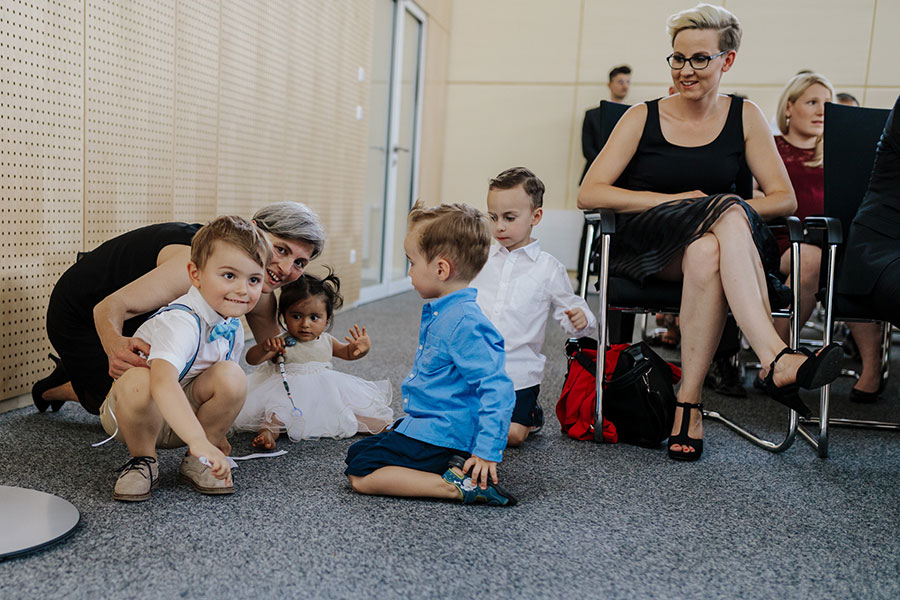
left=234, top=270, right=393, bottom=449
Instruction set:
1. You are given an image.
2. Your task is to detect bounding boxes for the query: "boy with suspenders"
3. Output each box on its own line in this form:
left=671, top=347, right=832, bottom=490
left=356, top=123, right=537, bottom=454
left=99, top=216, right=270, bottom=502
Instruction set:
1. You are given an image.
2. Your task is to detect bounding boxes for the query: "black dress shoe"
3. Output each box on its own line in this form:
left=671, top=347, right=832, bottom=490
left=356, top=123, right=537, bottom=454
left=31, top=354, right=69, bottom=412
left=849, top=377, right=887, bottom=403
left=849, top=387, right=880, bottom=403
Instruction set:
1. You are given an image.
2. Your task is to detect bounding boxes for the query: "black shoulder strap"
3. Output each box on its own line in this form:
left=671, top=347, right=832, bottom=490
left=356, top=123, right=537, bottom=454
left=573, top=351, right=596, bottom=377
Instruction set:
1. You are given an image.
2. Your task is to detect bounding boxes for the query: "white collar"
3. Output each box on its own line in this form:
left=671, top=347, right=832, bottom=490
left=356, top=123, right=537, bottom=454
left=491, top=239, right=541, bottom=262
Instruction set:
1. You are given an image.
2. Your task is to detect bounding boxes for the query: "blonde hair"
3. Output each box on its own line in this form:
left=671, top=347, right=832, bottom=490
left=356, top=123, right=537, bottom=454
left=667, top=3, right=741, bottom=52
left=191, top=215, right=271, bottom=270
left=407, top=200, right=491, bottom=282
left=776, top=72, right=835, bottom=168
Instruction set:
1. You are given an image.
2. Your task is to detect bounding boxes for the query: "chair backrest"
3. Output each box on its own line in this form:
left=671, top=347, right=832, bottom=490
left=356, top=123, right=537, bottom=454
left=823, top=103, right=891, bottom=240
left=583, top=100, right=630, bottom=185
left=597, top=100, right=630, bottom=147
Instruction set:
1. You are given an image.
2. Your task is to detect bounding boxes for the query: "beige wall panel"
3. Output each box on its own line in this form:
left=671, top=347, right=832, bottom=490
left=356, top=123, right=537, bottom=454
left=174, top=0, right=220, bottom=224
left=1, top=0, right=84, bottom=398
left=869, top=0, right=900, bottom=87
left=419, top=21, right=450, bottom=205
left=580, top=0, right=699, bottom=88
left=442, top=84, right=575, bottom=212
left=448, top=0, right=582, bottom=83
left=719, top=85, right=783, bottom=123
left=864, top=88, right=900, bottom=110
left=726, top=0, right=874, bottom=86
left=417, top=0, right=452, bottom=31
left=84, top=0, right=176, bottom=247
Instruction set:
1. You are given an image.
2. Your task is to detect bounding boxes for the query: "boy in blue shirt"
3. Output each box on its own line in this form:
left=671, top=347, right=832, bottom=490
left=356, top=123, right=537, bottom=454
left=345, top=201, right=517, bottom=506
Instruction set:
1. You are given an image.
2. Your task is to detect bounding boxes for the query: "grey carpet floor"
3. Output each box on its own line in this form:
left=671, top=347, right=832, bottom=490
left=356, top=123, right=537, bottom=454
left=1, top=290, right=899, bottom=599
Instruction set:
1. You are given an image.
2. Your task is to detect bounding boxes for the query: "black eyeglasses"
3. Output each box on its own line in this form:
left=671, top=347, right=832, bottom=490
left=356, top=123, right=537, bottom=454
left=666, top=50, right=727, bottom=70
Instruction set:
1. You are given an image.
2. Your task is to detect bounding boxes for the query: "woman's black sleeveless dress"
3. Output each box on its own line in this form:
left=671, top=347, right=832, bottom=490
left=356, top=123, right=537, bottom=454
left=610, top=95, right=786, bottom=303
left=46, top=222, right=201, bottom=414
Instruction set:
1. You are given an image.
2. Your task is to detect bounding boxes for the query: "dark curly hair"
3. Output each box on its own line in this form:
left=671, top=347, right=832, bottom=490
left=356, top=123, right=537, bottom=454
left=277, top=267, right=343, bottom=331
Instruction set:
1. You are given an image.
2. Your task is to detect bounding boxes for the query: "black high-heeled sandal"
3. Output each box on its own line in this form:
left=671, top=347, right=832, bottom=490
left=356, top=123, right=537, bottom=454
left=668, top=401, right=703, bottom=462
left=763, top=344, right=844, bottom=418
left=31, top=354, right=69, bottom=413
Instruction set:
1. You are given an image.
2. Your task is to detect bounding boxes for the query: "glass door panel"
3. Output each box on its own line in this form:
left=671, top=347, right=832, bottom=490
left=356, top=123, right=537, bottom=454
left=359, top=0, right=426, bottom=303
left=360, top=0, right=395, bottom=289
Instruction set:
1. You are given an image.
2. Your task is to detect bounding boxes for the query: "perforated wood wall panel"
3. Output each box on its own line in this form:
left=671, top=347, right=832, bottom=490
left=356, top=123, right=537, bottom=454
left=215, top=0, right=371, bottom=301
left=1, top=0, right=84, bottom=399
left=173, top=0, right=219, bottom=225
left=84, top=0, right=175, bottom=246
left=2, top=0, right=379, bottom=402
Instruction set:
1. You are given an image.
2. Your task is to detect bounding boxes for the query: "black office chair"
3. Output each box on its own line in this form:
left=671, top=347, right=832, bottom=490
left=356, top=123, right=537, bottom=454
left=800, top=102, right=896, bottom=458
left=578, top=100, right=806, bottom=451
left=577, top=101, right=637, bottom=345
left=577, top=101, right=629, bottom=296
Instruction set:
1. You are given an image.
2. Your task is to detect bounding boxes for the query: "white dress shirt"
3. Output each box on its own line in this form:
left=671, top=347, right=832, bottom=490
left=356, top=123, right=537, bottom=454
left=472, top=239, right=597, bottom=390
left=132, top=286, right=245, bottom=387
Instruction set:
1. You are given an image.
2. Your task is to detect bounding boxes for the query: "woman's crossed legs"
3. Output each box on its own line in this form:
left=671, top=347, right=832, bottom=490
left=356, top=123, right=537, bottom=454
left=655, top=205, right=818, bottom=456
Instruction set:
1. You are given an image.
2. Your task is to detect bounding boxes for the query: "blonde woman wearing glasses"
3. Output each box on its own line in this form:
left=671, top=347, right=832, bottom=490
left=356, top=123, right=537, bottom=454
left=578, top=3, right=843, bottom=461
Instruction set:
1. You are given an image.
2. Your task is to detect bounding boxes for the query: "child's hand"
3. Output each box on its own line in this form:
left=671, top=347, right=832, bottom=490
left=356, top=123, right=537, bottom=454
left=565, top=308, right=588, bottom=331
left=262, top=336, right=287, bottom=355
left=344, top=325, right=371, bottom=358
left=463, top=455, right=499, bottom=490
left=189, top=440, right=232, bottom=485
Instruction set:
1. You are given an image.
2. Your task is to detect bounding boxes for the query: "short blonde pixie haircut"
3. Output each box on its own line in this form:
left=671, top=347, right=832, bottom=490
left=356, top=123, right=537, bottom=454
left=407, top=200, right=492, bottom=282
left=191, top=215, right=272, bottom=270
left=776, top=72, right=835, bottom=167
left=666, top=3, right=741, bottom=52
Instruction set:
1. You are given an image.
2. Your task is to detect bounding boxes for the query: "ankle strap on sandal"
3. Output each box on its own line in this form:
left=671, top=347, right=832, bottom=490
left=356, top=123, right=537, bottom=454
left=771, top=346, right=797, bottom=366
left=674, top=401, right=703, bottom=410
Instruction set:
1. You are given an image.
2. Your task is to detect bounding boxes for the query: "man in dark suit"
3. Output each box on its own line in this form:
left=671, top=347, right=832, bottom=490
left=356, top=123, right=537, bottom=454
left=581, top=65, right=631, bottom=183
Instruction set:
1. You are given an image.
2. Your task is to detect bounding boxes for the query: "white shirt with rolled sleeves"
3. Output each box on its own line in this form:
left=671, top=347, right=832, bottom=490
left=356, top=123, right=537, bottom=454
left=472, top=240, right=597, bottom=390
left=132, top=286, right=245, bottom=387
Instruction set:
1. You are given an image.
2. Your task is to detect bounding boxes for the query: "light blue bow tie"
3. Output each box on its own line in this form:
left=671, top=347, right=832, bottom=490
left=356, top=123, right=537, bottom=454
left=208, top=319, right=239, bottom=360
left=208, top=318, right=239, bottom=343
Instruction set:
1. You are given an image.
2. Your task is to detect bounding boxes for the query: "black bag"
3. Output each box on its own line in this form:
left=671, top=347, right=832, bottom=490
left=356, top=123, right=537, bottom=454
left=604, top=341, right=680, bottom=448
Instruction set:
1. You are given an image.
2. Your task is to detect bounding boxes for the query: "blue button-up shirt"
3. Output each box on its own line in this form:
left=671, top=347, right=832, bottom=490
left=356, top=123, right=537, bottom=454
left=393, top=288, right=515, bottom=462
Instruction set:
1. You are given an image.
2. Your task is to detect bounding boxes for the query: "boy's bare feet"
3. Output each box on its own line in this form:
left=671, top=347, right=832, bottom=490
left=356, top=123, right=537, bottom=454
left=252, top=428, right=278, bottom=450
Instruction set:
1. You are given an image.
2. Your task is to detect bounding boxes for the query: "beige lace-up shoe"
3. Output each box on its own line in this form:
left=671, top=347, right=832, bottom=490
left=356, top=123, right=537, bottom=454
left=178, top=454, right=234, bottom=495
left=113, top=456, right=159, bottom=502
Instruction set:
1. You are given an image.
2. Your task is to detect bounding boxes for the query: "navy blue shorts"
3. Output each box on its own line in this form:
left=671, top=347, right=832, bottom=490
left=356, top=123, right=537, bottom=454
left=510, top=384, right=541, bottom=426
left=344, top=430, right=469, bottom=477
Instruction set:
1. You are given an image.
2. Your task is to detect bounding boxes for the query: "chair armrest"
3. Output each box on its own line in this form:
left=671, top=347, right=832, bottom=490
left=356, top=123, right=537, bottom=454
left=767, top=215, right=804, bottom=243
left=804, top=216, right=843, bottom=245
left=583, top=209, right=616, bottom=234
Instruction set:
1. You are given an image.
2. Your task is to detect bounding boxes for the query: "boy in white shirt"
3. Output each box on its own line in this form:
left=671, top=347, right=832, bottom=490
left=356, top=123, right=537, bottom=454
left=472, top=167, right=597, bottom=446
left=99, top=216, right=270, bottom=501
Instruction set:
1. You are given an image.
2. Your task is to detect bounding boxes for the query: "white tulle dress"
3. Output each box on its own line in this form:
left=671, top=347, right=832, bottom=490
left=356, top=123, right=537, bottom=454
left=234, top=333, right=394, bottom=441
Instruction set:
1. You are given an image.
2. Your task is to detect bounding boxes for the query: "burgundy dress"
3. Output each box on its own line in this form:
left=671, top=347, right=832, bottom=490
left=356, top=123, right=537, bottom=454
left=774, top=135, right=823, bottom=254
